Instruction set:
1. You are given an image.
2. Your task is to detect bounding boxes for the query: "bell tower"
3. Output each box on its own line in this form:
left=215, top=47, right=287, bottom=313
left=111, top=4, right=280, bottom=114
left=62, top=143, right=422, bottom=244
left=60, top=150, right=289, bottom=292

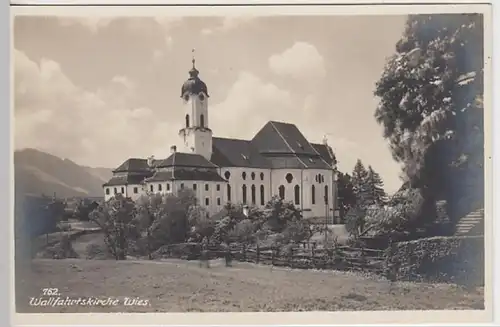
left=178, top=50, right=213, bottom=160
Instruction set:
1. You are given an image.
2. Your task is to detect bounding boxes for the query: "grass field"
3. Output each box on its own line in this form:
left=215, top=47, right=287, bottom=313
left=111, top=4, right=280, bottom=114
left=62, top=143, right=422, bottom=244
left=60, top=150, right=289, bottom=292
left=15, top=258, right=484, bottom=313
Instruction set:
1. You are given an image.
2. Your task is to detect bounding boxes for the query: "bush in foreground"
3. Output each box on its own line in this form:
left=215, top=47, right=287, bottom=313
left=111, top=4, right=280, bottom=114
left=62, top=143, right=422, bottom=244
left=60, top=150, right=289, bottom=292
left=384, top=235, right=484, bottom=286
left=39, top=235, right=79, bottom=259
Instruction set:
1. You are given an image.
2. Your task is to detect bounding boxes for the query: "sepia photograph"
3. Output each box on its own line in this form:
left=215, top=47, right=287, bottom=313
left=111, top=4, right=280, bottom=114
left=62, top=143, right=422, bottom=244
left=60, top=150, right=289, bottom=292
left=11, top=2, right=492, bottom=325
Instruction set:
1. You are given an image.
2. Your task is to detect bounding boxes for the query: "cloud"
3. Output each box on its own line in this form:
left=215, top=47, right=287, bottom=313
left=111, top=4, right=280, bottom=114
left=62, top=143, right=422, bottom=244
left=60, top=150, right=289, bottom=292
left=210, top=72, right=293, bottom=139
left=269, top=42, right=326, bottom=82
left=14, top=50, right=177, bottom=167
left=200, top=16, right=255, bottom=36
left=165, top=36, right=174, bottom=48
left=111, top=75, right=135, bottom=90
left=57, top=17, right=114, bottom=33
left=154, top=17, right=183, bottom=32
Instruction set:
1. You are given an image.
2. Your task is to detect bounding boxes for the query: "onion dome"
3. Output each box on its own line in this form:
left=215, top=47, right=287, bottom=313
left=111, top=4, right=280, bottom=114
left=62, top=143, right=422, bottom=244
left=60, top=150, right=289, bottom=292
left=180, top=57, right=209, bottom=98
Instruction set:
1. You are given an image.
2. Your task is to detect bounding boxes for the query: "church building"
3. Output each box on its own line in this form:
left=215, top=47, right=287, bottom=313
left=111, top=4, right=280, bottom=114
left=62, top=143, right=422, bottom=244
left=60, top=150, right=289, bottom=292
left=103, top=57, right=340, bottom=224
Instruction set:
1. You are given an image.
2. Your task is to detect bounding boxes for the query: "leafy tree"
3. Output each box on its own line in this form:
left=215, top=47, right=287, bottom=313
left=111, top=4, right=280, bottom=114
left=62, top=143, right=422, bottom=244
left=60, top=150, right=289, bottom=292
left=262, top=196, right=302, bottom=233
left=135, top=193, right=164, bottom=258
left=90, top=194, right=139, bottom=260
left=365, top=166, right=388, bottom=206
left=374, top=14, right=484, bottom=224
left=337, top=172, right=357, bottom=219
left=187, top=205, right=215, bottom=242
left=150, top=189, right=198, bottom=246
left=344, top=204, right=367, bottom=237
left=75, top=198, right=99, bottom=221
left=227, top=219, right=257, bottom=244
left=280, top=219, right=312, bottom=244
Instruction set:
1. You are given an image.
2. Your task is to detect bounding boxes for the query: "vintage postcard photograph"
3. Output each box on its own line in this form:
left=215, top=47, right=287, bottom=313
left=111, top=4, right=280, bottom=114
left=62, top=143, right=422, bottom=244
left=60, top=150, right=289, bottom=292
left=11, top=2, right=492, bottom=325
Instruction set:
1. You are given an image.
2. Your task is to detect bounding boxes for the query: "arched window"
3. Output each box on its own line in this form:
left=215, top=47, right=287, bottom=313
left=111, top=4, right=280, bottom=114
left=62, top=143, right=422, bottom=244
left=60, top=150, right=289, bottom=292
left=278, top=185, right=285, bottom=200
left=185, top=114, right=190, bottom=128
left=242, top=185, right=247, bottom=204
left=242, top=172, right=247, bottom=180
left=227, top=184, right=231, bottom=202
left=324, top=185, right=329, bottom=204
left=312, top=185, right=316, bottom=205
left=260, top=185, right=265, bottom=205
left=251, top=185, right=256, bottom=204
left=200, top=114, right=205, bottom=128
left=224, top=171, right=231, bottom=180
left=285, top=173, right=293, bottom=183
left=260, top=172, right=264, bottom=180
left=251, top=172, right=256, bottom=180
left=294, top=185, right=300, bottom=205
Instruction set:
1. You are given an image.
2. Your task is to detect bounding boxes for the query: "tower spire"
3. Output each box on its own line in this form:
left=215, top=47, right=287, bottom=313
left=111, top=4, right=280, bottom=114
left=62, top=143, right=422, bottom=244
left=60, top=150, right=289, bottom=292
left=192, top=48, right=196, bottom=69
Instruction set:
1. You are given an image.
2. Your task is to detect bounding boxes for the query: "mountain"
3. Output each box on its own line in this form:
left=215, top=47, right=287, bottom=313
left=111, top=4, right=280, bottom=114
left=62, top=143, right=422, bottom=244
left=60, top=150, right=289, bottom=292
left=14, top=148, right=113, bottom=198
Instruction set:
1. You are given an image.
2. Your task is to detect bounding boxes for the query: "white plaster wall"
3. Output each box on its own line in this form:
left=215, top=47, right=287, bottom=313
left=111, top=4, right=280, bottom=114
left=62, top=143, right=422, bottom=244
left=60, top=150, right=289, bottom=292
left=218, top=167, right=272, bottom=207
left=178, top=92, right=212, bottom=160
left=170, top=180, right=224, bottom=216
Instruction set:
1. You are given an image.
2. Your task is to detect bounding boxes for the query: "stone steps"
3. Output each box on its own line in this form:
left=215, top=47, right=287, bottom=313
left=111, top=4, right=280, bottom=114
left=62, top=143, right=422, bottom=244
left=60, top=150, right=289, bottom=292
left=454, top=208, right=484, bottom=236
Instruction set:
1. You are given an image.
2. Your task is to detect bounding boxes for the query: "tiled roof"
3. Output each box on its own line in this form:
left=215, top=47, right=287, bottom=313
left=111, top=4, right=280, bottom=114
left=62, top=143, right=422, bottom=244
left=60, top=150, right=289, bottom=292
left=109, top=121, right=336, bottom=178
left=251, top=121, right=319, bottom=156
left=211, top=137, right=270, bottom=168
left=144, top=171, right=174, bottom=182
left=113, top=158, right=151, bottom=173
left=210, top=123, right=336, bottom=170
left=311, top=143, right=336, bottom=165
left=145, top=168, right=226, bottom=182
left=103, top=173, right=150, bottom=186
left=157, top=152, right=218, bottom=168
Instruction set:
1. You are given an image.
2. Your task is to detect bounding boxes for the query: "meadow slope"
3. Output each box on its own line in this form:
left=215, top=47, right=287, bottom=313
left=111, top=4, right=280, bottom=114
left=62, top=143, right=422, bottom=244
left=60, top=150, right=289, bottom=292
left=16, top=258, right=484, bottom=313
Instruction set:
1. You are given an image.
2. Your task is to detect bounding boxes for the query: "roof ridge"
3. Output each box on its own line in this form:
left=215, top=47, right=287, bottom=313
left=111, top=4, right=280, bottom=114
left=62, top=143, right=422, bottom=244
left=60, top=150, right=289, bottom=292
left=309, top=142, right=333, bottom=169
left=269, top=121, right=308, bottom=168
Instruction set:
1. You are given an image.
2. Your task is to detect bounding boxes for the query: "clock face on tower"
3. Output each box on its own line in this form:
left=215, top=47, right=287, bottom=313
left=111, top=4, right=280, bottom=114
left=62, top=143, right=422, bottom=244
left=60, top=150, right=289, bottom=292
left=198, top=94, right=205, bottom=101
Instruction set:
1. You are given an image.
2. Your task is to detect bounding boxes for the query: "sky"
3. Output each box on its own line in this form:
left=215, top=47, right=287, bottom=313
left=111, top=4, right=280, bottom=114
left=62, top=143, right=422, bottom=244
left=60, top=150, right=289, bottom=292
left=13, top=14, right=408, bottom=194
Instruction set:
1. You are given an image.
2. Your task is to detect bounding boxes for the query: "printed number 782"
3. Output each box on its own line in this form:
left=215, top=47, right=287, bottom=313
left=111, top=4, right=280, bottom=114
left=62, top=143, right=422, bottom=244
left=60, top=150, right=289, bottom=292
left=42, top=288, right=60, bottom=296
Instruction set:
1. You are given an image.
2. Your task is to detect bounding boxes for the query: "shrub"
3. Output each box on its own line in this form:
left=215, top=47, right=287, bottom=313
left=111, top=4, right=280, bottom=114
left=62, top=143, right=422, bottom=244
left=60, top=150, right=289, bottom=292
left=151, top=242, right=202, bottom=260
left=85, top=243, right=114, bottom=260
left=384, top=236, right=484, bottom=286
left=39, top=235, right=79, bottom=259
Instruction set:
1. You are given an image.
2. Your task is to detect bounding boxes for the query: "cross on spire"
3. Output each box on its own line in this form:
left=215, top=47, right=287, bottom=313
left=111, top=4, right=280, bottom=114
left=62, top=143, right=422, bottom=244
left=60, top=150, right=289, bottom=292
left=192, top=48, right=196, bottom=68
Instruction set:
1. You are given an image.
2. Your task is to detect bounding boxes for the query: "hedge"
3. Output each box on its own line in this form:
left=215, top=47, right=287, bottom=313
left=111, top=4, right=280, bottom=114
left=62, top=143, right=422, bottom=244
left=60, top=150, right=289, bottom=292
left=384, top=236, right=484, bottom=286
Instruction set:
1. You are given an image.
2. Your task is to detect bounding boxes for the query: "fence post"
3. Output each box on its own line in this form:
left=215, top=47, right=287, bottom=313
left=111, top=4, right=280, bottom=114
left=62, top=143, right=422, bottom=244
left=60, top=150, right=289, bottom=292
left=243, top=244, right=247, bottom=262
left=289, top=247, right=294, bottom=269
left=256, top=244, right=260, bottom=264
left=311, top=245, right=316, bottom=268
left=361, top=247, right=365, bottom=267
left=271, top=247, right=275, bottom=266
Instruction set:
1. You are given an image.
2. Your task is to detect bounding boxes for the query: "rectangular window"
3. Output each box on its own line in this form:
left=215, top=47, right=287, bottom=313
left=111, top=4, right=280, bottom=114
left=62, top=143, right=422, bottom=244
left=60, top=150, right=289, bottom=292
left=150, top=184, right=154, bottom=192
left=205, top=197, right=209, bottom=205
left=158, top=184, right=162, bottom=191
left=217, top=197, right=221, bottom=206
left=106, top=188, right=110, bottom=195
left=133, top=187, right=138, bottom=194
left=205, top=184, right=209, bottom=191
left=166, top=183, right=170, bottom=191
left=114, top=187, right=117, bottom=194
left=216, top=184, right=220, bottom=191
left=193, top=184, right=197, bottom=191
left=180, top=183, right=184, bottom=189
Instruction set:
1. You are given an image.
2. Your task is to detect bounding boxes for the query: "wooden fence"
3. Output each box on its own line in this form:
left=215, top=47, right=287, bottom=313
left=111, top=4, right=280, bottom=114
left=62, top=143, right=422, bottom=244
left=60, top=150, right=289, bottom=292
left=205, top=244, right=386, bottom=274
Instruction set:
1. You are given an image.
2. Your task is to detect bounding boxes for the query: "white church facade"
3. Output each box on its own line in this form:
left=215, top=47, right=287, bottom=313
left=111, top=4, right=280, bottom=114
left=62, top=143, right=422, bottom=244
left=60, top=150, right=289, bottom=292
left=103, top=58, right=340, bottom=224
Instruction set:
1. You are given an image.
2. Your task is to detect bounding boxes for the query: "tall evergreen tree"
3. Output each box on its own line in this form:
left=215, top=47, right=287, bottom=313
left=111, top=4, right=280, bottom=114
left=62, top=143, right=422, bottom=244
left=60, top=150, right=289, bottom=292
left=351, top=159, right=370, bottom=207
left=337, top=172, right=357, bottom=219
left=366, top=166, right=388, bottom=206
